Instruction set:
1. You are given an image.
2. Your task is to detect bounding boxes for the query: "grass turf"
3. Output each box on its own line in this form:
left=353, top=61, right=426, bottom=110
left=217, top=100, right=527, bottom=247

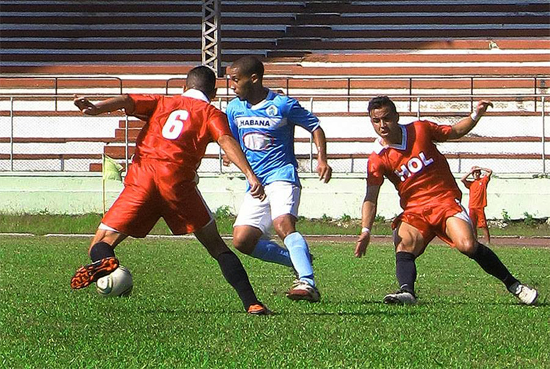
left=1, top=236, right=548, bottom=368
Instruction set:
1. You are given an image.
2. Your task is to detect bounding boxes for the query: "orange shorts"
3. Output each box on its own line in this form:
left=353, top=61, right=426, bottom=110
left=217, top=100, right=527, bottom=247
left=102, top=159, right=212, bottom=238
left=469, top=207, right=487, bottom=228
left=392, top=198, right=468, bottom=247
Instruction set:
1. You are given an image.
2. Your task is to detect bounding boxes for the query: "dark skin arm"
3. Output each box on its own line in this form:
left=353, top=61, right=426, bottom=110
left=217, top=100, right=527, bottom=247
left=354, top=184, right=381, bottom=258
left=74, top=95, right=134, bottom=115
left=448, top=100, right=493, bottom=139
left=218, top=134, right=265, bottom=201
left=312, top=127, right=332, bottom=183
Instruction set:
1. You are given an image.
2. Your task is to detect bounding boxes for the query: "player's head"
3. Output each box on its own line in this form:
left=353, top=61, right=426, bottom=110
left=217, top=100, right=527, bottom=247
left=185, top=66, right=217, bottom=100
left=472, top=167, right=482, bottom=178
left=367, top=96, right=400, bottom=143
left=228, top=56, right=265, bottom=101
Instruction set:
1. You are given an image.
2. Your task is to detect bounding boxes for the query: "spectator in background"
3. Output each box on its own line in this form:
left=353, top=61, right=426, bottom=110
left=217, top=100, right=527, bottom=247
left=461, top=166, right=493, bottom=244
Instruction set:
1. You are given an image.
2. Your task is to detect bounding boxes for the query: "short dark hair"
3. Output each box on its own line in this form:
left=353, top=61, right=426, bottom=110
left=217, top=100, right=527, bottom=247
left=368, top=96, right=398, bottom=115
left=186, top=66, right=217, bottom=96
left=231, top=56, right=264, bottom=78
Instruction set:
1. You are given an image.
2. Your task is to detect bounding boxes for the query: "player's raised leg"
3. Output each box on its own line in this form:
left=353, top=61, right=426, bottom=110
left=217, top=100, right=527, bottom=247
left=70, top=227, right=125, bottom=289
left=446, top=216, right=538, bottom=305
left=196, top=220, right=270, bottom=315
left=384, top=221, right=425, bottom=305
left=233, top=225, right=293, bottom=267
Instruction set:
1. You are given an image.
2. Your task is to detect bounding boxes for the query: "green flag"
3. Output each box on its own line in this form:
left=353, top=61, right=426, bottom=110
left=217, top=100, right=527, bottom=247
left=102, top=154, right=123, bottom=182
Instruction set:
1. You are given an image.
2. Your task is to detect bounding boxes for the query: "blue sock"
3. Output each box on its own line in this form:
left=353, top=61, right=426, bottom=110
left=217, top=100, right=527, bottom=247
left=250, top=239, right=293, bottom=267
left=284, top=232, right=315, bottom=287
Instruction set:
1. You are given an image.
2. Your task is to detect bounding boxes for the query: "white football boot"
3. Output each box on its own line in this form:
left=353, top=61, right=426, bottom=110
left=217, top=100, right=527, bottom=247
left=383, top=289, right=417, bottom=305
left=508, top=282, right=539, bottom=305
left=286, top=280, right=320, bottom=302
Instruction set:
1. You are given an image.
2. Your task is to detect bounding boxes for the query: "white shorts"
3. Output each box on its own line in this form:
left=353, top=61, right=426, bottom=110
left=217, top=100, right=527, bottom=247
left=234, top=181, right=301, bottom=234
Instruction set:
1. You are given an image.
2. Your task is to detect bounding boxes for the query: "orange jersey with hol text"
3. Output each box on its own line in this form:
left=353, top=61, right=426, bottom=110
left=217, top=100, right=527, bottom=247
left=366, top=120, right=462, bottom=210
left=128, top=93, right=231, bottom=181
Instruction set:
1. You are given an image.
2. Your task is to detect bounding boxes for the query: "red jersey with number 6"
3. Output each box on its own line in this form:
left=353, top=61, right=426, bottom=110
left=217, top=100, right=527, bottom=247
left=366, top=120, right=462, bottom=210
left=128, top=93, right=231, bottom=181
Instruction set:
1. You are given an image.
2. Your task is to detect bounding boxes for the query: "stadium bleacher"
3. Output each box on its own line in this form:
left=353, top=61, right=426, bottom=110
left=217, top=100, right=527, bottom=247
left=0, top=0, right=549, bottom=174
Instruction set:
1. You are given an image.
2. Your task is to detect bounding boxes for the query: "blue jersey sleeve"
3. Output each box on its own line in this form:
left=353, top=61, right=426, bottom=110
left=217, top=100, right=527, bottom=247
left=285, top=98, right=320, bottom=132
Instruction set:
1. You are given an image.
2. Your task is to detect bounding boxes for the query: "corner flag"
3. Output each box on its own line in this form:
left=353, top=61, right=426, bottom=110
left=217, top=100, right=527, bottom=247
left=102, top=154, right=123, bottom=215
left=102, top=154, right=123, bottom=182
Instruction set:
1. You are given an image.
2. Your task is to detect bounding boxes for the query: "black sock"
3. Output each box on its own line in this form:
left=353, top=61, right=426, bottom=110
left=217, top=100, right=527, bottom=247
left=89, top=241, right=116, bottom=262
left=396, top=251, right=417, bottom=294
left=217, top=251, right=260, bottom=310
left=469, top=243, right=519, bottom=289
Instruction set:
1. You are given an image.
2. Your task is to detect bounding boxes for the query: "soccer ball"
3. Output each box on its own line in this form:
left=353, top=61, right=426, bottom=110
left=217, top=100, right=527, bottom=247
left=96, top=265, right=133, bottom=297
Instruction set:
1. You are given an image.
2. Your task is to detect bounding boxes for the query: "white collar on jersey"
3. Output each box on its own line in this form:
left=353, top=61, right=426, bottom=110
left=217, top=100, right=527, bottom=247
left=372, top=124, right=408, bottom=154
left=248, top=89, right=275, bottom=110
left=182, top=88, right=210, bottom=103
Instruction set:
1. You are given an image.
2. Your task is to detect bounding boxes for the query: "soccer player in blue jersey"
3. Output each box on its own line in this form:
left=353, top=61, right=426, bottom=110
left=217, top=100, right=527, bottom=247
left=225, top=56, right=332, bottom=302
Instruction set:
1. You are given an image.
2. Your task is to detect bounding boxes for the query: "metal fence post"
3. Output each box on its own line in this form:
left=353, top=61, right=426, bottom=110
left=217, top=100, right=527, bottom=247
left=125, top=115, right=129, bottom=173
left=542, top=96, right=546, bottom=174
left=310, top=98, right=314, bottom=173
left=9, top=97, right=14, bottom=171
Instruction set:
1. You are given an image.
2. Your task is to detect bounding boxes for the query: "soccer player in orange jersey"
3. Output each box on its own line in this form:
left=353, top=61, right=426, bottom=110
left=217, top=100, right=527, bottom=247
left=354, top=96, right=538, bottom=305
left=461, top=166, right=493, bottom=243
left=70, top=66, right=270, bottom=315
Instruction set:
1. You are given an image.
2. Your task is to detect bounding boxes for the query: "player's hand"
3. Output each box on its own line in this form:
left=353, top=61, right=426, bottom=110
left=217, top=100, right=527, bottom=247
left=317, top=161, right=332, bottom=183
left=222, top=154, right=231, bottom=167
left=354, top=231, right=371, bottom=258
left=475, top=100, right=493, bottom=116
left=248, top=177, right=266, bottom=201
left=74, top=95, right=100, bottom=115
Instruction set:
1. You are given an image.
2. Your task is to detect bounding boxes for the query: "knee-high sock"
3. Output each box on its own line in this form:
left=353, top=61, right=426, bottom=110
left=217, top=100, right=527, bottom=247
left=89, top=241, right=115, bottom=262
left=284, top=232, right=315, bottom=287
left=396, top=251, right=416, bottom=293
left=469, top=243, right=518, bottom=289
left=250, top=239, right=293, bottom=267
left=217, top=251, right=260, bottom=310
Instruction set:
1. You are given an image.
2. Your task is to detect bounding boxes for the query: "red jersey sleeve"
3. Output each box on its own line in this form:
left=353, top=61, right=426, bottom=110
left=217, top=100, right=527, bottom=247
left=464, top=180, right=472, bottom=189
left=425, top=120, right=452, bottom=142
left=206, top=107, right=232, bottom=142
left=366, top=154, right=385, bottom=186
left=127, top=94, right=159, bottom=118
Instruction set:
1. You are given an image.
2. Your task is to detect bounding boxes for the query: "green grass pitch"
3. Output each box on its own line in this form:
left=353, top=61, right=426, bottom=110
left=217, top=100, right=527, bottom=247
left=1, top=236, right=548, bottom=368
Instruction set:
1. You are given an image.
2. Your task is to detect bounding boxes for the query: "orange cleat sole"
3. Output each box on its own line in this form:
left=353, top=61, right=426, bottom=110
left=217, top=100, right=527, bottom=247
left=70, top=257, right=119, bottom=289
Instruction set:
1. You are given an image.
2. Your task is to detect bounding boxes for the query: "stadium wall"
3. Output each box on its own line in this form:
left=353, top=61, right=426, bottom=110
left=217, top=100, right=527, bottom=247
left=0, top=175, right=548, bottom=221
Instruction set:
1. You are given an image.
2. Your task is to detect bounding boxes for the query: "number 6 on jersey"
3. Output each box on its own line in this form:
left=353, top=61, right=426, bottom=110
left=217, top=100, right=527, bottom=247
left=162, top=110, right=189, bottom=139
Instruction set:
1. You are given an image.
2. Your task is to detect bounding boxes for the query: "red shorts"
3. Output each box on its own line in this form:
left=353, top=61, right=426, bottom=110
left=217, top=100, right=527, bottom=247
left=102, top=158, right=212, bottom=238
left=392, top=198, right=467, bottom=247
left=469, top=207, right=487, bottom=228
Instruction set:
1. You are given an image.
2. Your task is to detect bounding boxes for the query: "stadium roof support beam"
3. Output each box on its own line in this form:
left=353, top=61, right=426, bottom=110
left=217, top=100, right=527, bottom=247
left=202, top=0, right=222, bottom=76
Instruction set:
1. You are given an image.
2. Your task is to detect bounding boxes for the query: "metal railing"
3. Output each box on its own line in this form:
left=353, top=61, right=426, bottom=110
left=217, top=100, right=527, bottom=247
left=0, top=90, right=549, bottom=175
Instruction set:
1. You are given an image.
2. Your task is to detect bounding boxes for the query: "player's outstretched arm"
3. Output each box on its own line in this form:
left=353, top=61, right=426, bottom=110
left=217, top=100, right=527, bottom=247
left=74, top=95, right=134, bottom=116
left=354, top=184, right=380, bottom=258
left=312, top=128, right=332, bottom=183
left=448, top=100, right=493, bottom=140
left=217, top=134, right=266, bottom=200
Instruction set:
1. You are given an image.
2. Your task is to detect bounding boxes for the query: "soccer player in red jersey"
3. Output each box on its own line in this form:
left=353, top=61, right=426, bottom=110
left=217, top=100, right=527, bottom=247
left=70, top=66, right=270, bottom=315
left=461, top=166, right=493, bottom=244
left=354, top=96, right=538, bottom=305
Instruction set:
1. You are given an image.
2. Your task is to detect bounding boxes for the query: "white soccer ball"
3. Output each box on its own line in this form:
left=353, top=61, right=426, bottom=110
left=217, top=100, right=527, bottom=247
left=96, top=265, right=133, bottom=297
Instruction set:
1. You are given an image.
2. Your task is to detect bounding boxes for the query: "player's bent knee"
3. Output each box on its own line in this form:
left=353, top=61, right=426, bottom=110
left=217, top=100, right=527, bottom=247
left=456, top=238, right=478, bottom=256
left=231, top=234, right=255, bottom=255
